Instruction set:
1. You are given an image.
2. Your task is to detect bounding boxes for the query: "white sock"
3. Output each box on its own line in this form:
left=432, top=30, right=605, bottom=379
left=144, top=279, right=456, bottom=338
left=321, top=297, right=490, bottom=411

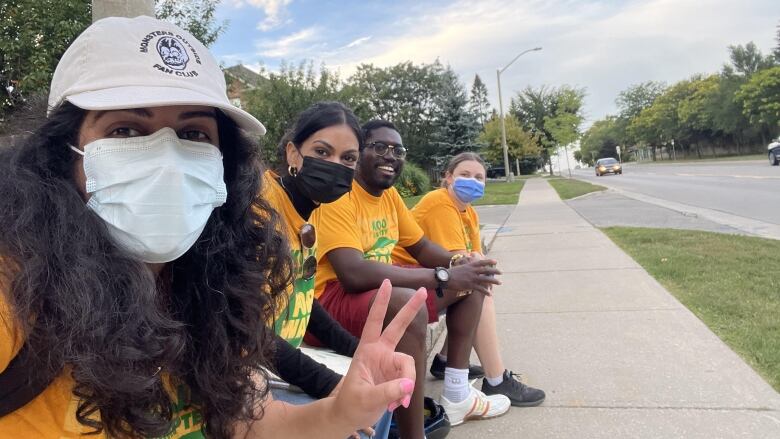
left=486, top=374, right=504, bottom=386
left=443, top=367, right=470, bottom=403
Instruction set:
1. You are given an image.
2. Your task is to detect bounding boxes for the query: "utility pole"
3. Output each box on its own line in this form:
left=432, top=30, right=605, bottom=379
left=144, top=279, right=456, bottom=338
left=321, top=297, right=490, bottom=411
left=496, top=47, right=542, bottom=182
left=93, top=0, right=154, bottom=22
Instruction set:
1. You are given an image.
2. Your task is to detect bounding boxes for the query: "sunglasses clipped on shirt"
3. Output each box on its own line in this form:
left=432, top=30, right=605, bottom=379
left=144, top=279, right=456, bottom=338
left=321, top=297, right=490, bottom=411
left=366, top=141, right=407, bottom=159
left=299, top=223, right=317, bottom=281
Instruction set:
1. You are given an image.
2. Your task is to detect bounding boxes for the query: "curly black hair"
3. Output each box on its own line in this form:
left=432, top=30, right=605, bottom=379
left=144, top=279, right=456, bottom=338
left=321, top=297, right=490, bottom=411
left=0, top=102, right=292, bottom=438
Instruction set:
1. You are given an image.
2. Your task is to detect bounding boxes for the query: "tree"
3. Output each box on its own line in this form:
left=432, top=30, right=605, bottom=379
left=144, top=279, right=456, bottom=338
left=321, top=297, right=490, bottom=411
left=509, top=85, right=556, bottom=172
left=478, top=114, right=540, bottom=174
left=510, top=84, right=585, bottom=175
left=737, top=66, right=780, bottom=140
left=615, top=81, right=667, bottom=120
left=630, top=77, right=702, bottom=158
left=156, top=0, right=227, bottom=48
left=429, top=69, right=481, bottom=160
left=242, top=61, right=344, bottom=164
left=0, top=0, right=91, bottom=115
left=468, top=74, right=490, bottom=127
left=545, top=86, right=585, bottom=147
left=346, top=60, right=458, bottom=168
left=0, top=0, right=227, bottom=121
left=722, top=42, right=776, bottom=77
left=580, top=117, right=622, bottom=166
left=774, top=22, right=780, bottom=61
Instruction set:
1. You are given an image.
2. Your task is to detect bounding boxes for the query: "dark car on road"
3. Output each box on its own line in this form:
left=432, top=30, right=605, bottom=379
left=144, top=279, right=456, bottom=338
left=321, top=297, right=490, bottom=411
left=768, top=138, right=780, bottom=166
left=486, top=166, right=506, bottom=179
left=595, top=158, right=622, bottom=176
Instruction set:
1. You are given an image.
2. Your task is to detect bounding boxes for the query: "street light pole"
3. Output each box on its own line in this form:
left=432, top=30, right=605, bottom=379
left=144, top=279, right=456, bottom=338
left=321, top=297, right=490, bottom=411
left=496, top=46, right=542, bottom=181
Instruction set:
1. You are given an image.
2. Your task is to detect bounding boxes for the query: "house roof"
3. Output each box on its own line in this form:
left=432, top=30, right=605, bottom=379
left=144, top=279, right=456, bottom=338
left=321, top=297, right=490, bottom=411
left=224, top=64, right=267, bottom=88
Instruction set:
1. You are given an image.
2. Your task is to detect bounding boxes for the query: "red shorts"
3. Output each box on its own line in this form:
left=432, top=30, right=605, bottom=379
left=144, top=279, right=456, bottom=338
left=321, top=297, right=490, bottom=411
left=304, top=280, right=439, bottom=347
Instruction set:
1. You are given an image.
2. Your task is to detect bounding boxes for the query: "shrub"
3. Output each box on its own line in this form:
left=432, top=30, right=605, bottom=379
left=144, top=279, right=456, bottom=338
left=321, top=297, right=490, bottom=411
left=394, top=162, right=431, bottom=198
left=518, top=156, right=541, bottom=175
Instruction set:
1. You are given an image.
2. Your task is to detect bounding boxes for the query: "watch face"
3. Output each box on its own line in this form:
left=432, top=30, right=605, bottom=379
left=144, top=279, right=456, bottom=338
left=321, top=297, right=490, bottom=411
left=437, top=268, right=450, bottom=282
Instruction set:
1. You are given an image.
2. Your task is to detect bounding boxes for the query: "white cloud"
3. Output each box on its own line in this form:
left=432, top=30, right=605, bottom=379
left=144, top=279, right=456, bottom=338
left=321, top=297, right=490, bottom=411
left=310, top=0, right=778, bottom=124
left=343, top=36, right=372, bottom=49
left=227, top=0, right=293, bottom=31
left=256, top=27, right=322, bottom=58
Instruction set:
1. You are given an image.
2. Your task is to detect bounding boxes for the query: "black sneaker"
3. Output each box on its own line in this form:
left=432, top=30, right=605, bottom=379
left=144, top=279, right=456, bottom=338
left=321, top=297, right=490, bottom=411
left=388, top=396, right=451, bottom=439
left=429, top=353, right=485, bottom=380
left=481, top=370, right=545, bottom=407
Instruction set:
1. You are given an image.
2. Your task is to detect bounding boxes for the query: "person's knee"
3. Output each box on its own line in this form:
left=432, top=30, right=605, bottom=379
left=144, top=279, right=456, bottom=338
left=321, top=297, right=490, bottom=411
left=453, top=290, right=485, bottom=315
left=447, top=292, right=485, bottom=331
left=388, top=287, right=428, bottom=347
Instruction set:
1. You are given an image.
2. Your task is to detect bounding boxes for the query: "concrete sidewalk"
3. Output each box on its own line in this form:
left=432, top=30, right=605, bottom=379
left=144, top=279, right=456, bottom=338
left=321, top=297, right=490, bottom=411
left=442, top=178, right=780, bottom=438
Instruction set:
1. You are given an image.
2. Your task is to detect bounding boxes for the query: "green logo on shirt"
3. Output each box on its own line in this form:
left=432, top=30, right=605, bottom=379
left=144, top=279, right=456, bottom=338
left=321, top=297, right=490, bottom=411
left=365, top=236, right=397, bottom=264
left=273, top=247, right=315, bottom=348
left=464, top=225, right=473, bottom=252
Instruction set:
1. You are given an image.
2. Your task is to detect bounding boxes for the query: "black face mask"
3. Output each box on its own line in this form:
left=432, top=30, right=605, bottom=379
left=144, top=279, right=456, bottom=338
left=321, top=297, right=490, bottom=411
left=293, top=156, right=355, bottom=203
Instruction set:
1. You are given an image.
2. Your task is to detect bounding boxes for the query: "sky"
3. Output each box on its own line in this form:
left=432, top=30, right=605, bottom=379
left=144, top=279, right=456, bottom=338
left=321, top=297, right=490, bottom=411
left=211, top=0, right=779, bottom=126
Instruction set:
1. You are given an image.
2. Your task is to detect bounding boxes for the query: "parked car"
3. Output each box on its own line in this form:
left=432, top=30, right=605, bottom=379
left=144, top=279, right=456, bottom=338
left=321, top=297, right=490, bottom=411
left=486, top=166, right=506, bottom=179
left=595, top=157, right=622, bottom=176
left=768, top=137, right=780, bottom=166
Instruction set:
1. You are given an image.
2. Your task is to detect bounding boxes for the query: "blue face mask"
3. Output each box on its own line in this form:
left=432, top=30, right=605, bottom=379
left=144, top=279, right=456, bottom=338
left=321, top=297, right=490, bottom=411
left=452, top=177, right=485, bottom=204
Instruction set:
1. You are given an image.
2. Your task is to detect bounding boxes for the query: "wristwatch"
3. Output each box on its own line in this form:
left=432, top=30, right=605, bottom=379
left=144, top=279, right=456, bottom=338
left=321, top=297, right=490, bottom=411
left=434, top=267, right=450, bottom=298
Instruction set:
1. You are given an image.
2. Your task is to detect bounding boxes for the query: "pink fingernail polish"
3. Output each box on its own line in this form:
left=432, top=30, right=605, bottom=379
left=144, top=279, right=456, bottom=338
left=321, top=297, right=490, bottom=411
left=402, top=395, right=411, bottom=408
left=400, top=378, right=414, bottom=394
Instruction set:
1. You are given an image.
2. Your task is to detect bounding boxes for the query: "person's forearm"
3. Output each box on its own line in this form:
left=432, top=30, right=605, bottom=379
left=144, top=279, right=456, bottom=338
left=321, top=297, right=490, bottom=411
left=404, top=238, right=452, bottom=269
left=308, top=300, right=358, bottom=357
left=271, top=335, right=341, bottom=398
left=238, top=397, right=356, bottom=439
left=412, top=244, right=452, bottom=268
left=339, top=261, right=436, bottom=294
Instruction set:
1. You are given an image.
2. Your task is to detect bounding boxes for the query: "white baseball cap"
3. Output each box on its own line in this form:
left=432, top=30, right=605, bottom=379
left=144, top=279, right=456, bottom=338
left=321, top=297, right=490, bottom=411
left=48, top=15, right=266, bottom=135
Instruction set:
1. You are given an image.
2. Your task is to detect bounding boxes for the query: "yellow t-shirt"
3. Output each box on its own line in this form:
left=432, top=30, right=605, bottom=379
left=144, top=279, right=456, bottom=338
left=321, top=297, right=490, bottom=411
left=393, top=188, right=482, bottom=265
left=261, top=172, right=317, bottom=348
left=0, top=295, right=206, bottom=438
left=315, top=181, right=425, bottom=298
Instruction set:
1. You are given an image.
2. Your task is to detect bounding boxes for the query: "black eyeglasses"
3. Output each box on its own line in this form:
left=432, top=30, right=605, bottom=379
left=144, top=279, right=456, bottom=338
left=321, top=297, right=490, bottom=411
left=367, top=141, right=407, bottom=159
left=299, top=223, right=317, bottom=280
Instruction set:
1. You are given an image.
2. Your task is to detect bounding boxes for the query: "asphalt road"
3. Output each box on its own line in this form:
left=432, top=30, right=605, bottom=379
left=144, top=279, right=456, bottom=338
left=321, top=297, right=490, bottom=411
left=571, top=160, right=780, bottom=233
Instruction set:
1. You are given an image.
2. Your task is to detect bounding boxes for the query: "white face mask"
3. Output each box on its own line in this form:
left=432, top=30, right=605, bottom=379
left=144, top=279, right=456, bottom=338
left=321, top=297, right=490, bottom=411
left=71, top=127, right=227, bottom=263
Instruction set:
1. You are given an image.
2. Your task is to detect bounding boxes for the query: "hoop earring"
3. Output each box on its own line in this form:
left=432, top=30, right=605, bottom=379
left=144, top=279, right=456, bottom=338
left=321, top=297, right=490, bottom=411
left=288, top=166, right=298, bottom=177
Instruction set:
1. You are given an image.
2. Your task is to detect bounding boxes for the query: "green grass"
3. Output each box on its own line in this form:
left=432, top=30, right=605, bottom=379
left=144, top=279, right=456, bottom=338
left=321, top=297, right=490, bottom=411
left=474, top=180, right=525, bottom=206
left=403, top=180, right=526, bottom=209
left=603, top=227, right=780, bottom=391
left=547, top=177, right=606, bottom=200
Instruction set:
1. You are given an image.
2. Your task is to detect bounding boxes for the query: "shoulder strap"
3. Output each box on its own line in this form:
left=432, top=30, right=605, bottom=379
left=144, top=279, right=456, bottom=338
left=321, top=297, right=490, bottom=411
left=0, top=343, right=59, bottom=417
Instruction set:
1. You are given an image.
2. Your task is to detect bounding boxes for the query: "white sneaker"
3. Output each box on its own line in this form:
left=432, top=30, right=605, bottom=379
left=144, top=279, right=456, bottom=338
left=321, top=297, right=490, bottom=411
left=439, top=386, right=511, bottom=426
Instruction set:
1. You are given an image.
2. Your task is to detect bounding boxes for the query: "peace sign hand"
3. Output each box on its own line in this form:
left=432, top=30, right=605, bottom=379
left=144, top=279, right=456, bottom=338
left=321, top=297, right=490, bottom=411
left=331, top=279, right=425, bottom=430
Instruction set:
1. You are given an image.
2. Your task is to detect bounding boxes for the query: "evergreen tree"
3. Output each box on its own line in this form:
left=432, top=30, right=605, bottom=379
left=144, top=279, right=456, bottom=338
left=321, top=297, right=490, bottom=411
left=468, top=74, right=491, bottom=127
left=430, top=68, right=481, bottom=163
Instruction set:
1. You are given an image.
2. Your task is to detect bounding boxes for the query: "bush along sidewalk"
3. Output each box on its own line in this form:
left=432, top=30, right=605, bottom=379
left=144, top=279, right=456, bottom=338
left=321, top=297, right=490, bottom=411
left=395, top=162, right=431, bottom=198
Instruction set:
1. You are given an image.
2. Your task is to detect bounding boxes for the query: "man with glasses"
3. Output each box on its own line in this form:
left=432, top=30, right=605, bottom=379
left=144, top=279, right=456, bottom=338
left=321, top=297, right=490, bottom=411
left=308, top=120, right=510, bottom=438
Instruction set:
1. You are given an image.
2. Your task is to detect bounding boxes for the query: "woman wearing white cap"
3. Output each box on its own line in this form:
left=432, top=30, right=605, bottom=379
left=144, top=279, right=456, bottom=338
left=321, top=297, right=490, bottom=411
left=0, top=16, right=420, bottom=439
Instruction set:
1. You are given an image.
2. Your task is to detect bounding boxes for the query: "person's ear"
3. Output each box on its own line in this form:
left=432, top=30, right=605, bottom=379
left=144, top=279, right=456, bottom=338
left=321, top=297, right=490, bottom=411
left=286, top=142, right=302, bottom=173
left=444, top=172, right=455, bottom=186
